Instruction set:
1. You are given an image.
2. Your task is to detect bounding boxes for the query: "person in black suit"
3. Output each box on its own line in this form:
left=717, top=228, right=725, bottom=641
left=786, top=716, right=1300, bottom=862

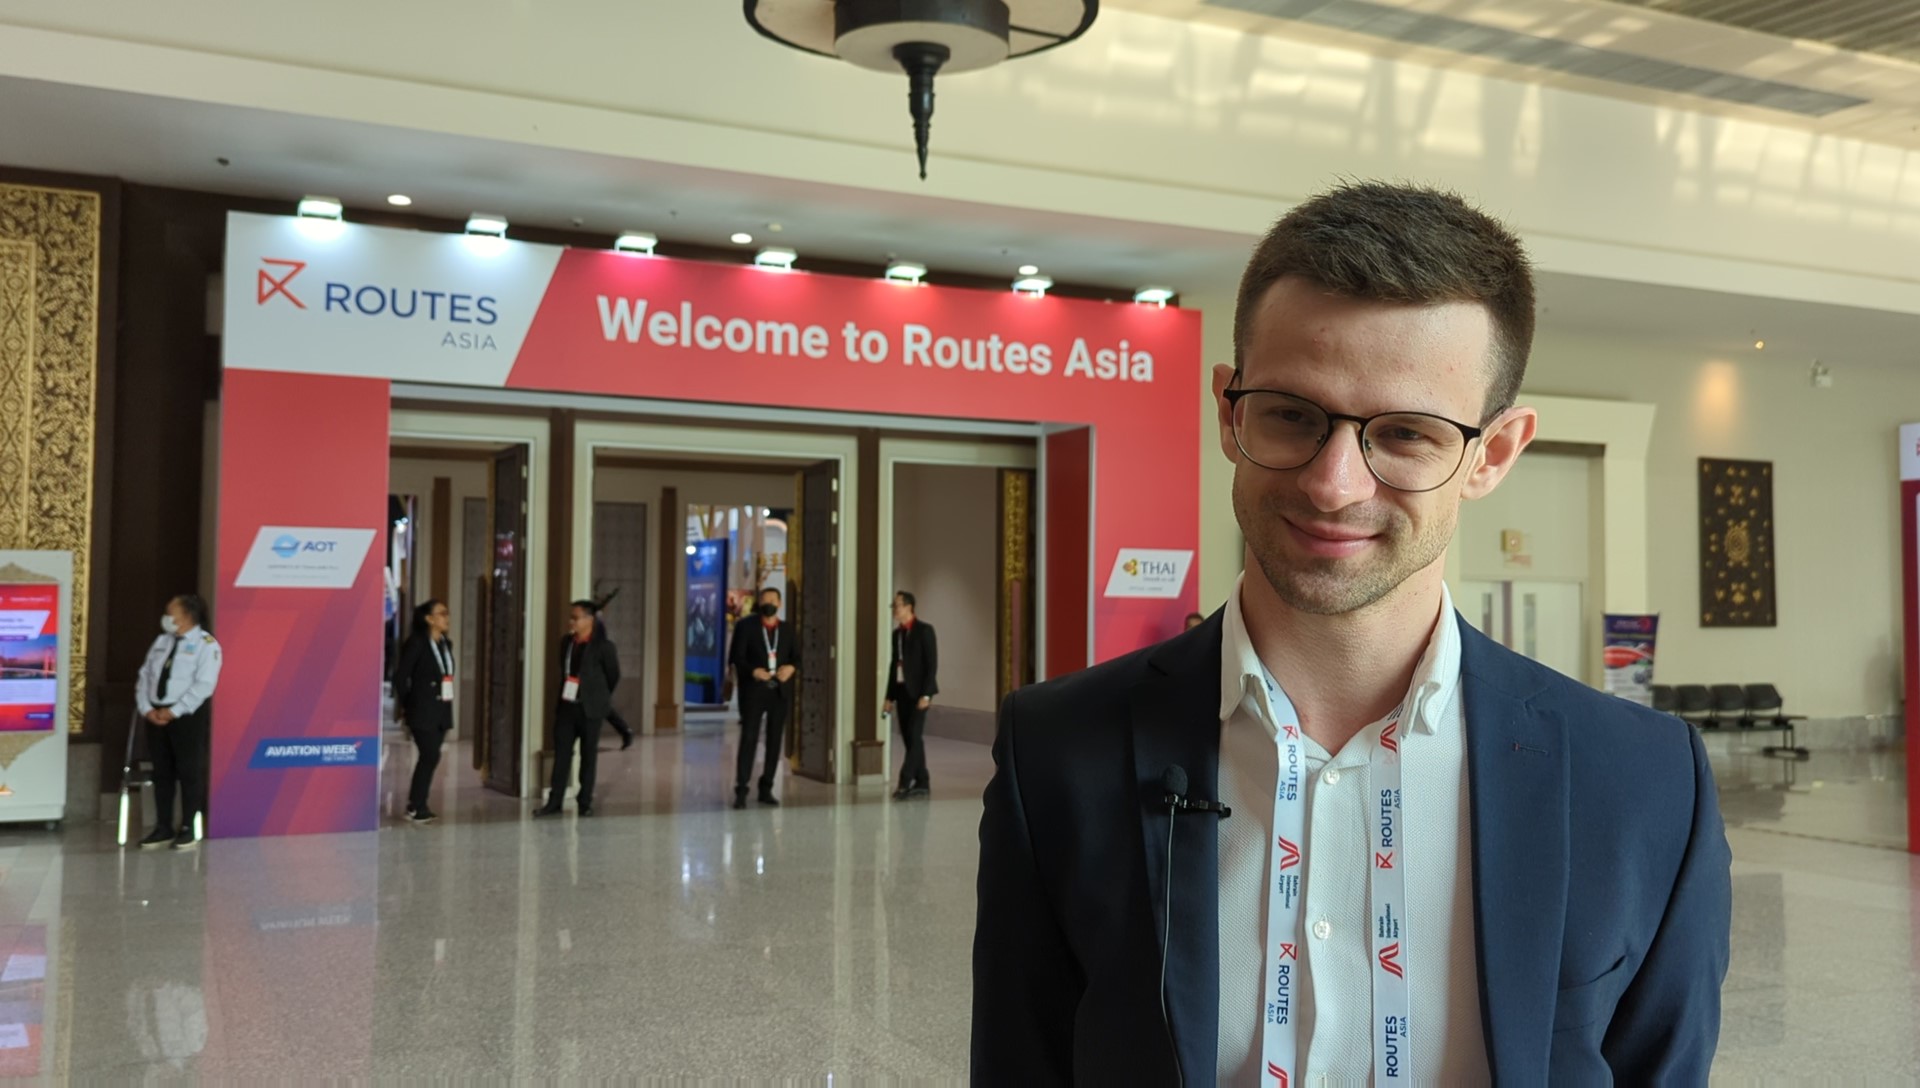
left=971, top=183, right=1730, bottom=1084
left=392, top=599, right=455, bottom=824
left=727, top=586, right=799, bottom=809
left=535, top=599, right=620, bottom=818
left=885, top=591, right=939, bottom=800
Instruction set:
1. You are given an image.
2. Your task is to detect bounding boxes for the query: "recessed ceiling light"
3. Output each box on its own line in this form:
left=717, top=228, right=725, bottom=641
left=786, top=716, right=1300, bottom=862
left=614, top=231, right=658, bottom=255
left=1018, top=264, right=1040, bottom=277
left=885, top=261, right=927, bottom=285
left=296, top=195, right=343, bottom=220
left=1134, top=286, right=1176, bottom=306
left=1013, top=275, right=1053, bottom=297
left=465, top=212, right=508, bottom=237
left=1753, top=339, right=1765, bottom=350
left=386, top=194, right=413, bottom=207
left=755, top=246, right=798, bottom=270
left=731, top=232, right=754, bottom=245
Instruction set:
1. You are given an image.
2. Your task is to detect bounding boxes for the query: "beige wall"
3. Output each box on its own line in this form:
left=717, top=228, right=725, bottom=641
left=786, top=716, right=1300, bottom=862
left=1457, top=452, right=1595, bottom=584
left=1525, top=331, right=1912, bottom=718
left=593, top=465, right=798, bottom=732
left=891, top=464, right=1000, bottom=714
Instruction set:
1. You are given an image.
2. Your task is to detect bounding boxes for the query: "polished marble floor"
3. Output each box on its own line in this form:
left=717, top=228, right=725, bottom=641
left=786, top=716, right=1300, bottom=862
left=9, top=721, right=1917, bottom=1082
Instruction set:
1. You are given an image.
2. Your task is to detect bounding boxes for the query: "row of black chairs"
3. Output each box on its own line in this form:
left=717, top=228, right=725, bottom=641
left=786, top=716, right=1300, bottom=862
left=1651, top=683, right=1808, bottom=760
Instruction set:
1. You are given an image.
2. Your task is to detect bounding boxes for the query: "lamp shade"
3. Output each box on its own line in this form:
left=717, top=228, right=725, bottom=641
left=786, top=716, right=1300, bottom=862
left=745, top=1, right=1099, bottom=177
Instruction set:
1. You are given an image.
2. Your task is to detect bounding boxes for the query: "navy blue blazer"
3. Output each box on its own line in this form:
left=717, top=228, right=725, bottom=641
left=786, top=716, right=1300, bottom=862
left=971, top=612, right=1731, bottom=1085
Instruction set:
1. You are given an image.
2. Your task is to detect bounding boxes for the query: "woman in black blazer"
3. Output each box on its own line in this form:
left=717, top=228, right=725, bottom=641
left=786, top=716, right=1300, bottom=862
left=535, top=599, right=620, bottom=818
left=392, top=599, right=455, bottom=824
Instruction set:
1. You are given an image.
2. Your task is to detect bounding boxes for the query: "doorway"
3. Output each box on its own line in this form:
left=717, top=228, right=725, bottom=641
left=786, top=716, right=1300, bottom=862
left=1455, top=446, right=1602, bottom=684
left=389, top=408, right=554, bottom=804
left=881, top=439, right=1039, bottom=787
left=580, top=422, right=855, bottom=787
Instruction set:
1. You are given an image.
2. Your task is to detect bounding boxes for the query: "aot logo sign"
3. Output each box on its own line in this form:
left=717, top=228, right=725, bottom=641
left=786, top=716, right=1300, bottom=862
left=1103, top=548, right=1194, bottom=599
left=235, top=526, right=377, bottom=589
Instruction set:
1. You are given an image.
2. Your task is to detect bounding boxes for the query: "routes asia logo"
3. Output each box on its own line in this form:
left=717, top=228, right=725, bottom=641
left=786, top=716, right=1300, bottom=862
left=249, top=738, right=379, bottom=769
left=255, top=256, right=502, bottom=351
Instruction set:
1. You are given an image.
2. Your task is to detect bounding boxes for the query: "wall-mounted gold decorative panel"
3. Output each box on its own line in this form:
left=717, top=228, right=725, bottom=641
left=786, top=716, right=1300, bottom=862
left=1699, top=457, right=1776, bottom=628
left=0, top=183, right=102, bottom=732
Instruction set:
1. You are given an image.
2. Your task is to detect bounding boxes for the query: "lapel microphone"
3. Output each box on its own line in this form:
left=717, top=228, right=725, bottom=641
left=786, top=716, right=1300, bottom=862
left=1154, top=766, right=1233, bottom=1087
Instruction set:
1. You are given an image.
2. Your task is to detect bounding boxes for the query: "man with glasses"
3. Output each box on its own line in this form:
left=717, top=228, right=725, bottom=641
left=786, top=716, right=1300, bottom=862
left=972, top=182, right=1730, bottom=1085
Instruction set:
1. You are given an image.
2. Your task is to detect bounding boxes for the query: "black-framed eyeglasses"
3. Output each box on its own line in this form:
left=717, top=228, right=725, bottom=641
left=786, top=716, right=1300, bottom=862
left=1223, top=387, right=1485, bottom=493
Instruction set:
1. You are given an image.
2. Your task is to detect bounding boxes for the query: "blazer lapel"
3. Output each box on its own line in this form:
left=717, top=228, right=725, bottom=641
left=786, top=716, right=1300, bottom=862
left=1458, top=618, right=1570, bottom=1085
left=1129, top=621, right=1225, bottom=1080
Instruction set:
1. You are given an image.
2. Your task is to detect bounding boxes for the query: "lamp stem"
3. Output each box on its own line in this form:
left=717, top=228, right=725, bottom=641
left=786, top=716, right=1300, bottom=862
left=894, top=43, right=951, bottom=180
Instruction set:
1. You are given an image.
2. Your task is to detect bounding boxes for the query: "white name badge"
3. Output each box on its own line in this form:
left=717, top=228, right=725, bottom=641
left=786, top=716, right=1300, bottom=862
left=767, top=653, right=778, bottom=673
left=562, top=677, right=580, bottom=702
left=439, top=677, right=454, bottom=702
left=896, top=665, right=906, bottom=684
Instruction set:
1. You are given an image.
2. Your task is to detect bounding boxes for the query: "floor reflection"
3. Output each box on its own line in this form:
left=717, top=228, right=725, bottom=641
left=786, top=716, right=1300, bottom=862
left=8, top=723, right=1914, bottom=1080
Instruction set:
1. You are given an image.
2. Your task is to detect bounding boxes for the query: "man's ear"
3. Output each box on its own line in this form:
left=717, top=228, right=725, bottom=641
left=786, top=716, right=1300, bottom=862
left=1212, top=364, right=1242, bottom=464
left=1461, top=407, right=1538, bottom=500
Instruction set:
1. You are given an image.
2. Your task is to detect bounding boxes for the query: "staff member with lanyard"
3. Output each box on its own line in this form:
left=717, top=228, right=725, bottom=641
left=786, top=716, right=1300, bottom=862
left=535, top=599, right=620, bottom=819
left=392, top=599, right=455, bottom=824
left=727, top=586, right=798, bottom=809
left=135, top=595, right=222, bottom=851
left=885, top=591, right=939, bottom=801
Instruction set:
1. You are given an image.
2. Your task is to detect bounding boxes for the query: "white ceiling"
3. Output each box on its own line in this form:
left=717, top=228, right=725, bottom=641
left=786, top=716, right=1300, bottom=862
left=1111, top=0, right=1920, bottom=151
left=0, top=73, right=1911, bottom=373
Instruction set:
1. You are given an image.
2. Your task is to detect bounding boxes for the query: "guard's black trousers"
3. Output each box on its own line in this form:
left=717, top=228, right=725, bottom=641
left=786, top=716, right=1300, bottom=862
left=149, top=707, right=209, bottom=834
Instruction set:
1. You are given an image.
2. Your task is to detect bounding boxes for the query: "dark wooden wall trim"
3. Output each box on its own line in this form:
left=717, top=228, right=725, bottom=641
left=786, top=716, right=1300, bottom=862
left=852, top=430, right=884, bottom=777
left=543, top=410, right=576, bottom=753
left=430, top=477, right=452, bottom=604
left=653, top=486, right=681, bottom=732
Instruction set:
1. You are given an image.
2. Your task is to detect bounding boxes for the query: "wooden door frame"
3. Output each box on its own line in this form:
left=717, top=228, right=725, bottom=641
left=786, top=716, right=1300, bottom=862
left=875, top=438, right=1040, bottom=783
left=390, top=410, right=554, bottom=799
left=571, top=420, right=861, bottom=784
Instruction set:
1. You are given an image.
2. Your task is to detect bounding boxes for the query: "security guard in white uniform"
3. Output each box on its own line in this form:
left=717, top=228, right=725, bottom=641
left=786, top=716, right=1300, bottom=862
left=134, top=595, right=222, bottom=850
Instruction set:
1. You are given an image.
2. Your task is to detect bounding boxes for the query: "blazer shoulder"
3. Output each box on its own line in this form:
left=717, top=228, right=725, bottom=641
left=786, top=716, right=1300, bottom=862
left=1005, top=640, right=1160, bottom=719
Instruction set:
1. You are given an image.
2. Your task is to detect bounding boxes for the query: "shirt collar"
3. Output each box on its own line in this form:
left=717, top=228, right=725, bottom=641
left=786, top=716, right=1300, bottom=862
left=1218, top=574, right=1462, bottom=736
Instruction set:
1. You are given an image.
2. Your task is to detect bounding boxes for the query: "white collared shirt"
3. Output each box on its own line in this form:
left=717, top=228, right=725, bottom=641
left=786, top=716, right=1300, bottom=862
left=135, top=627, right=223, bottom=717
left=1216, top=575, right=1488, bottom=1086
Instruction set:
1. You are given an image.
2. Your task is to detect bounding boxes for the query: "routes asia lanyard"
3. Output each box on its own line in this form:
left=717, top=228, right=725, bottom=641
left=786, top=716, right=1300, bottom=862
left=1259, top=668, right=1410, bottom=1086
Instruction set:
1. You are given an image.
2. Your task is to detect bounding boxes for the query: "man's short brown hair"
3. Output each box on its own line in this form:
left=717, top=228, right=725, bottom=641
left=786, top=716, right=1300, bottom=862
left=1233, top=182, right=1535, bottom=418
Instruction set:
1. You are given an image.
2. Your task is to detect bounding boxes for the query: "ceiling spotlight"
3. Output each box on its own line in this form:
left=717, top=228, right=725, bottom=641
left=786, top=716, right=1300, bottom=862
left=1013, top=275, right=1053, bottom=297
left=744, top=1, right=1098, bottom=179
left=755, top=246, right=798, bottom=270
left=1753, top=339, right=1765, bottom=350
left=1134, top=286, right=1176, bottom=306
left=386, top=194, right=413, bottom=207
left=731, top=232, right=754, bottom=246
left=614, top=231, right=658, bottom=255
left=465, top=212, right=508, bottom=237
left=296, top=195, right=343, bottom=220
left=885, top=261, right=927, bottom=285
left=1018, top=264, right=1040, bottom=277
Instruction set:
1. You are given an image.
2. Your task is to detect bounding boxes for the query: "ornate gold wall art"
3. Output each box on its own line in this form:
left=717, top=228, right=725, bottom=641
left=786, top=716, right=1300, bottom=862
left=997, top=468, right=1035, bottom=704
left=0, top=183, right=102, bottom=732
left=1699, top=457, right=1776, bottom=627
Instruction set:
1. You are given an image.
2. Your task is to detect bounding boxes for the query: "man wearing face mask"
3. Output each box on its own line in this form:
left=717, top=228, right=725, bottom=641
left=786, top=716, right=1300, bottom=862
left=726, top=586, right=799, bottom=809
left=134, top=595, right=222, bottom=850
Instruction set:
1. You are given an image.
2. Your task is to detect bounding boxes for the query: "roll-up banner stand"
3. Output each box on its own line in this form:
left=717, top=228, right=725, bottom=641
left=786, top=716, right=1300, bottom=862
left=1900, top=423, right=1920, bottom=854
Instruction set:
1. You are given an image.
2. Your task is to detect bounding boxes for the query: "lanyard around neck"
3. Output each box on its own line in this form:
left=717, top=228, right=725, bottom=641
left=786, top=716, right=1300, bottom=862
left=1257, top=668, right=1412, bottom=1087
